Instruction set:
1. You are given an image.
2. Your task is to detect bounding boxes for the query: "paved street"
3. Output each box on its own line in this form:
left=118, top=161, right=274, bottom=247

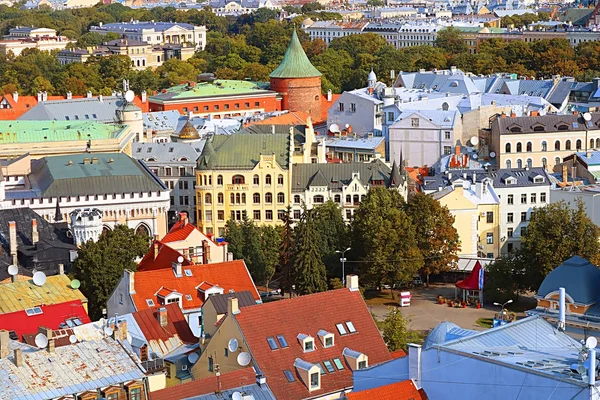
left=368, top=283, right=531, bottom=332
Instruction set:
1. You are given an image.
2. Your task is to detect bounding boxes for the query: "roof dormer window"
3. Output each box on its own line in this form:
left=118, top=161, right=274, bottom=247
left=297, top=334, right=315, bottom=352
left=317, top=330, right=334, bottom=348
left=343, top=347, right=368, bottom=371
left=533, top=176, right=545, bottom=183
left=294, top=358, right=321, bottom=392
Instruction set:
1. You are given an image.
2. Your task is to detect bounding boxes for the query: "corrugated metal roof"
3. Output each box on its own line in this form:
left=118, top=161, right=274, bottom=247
left=0, top=274, right=87, bottom=313
left=0, top=120, right=126, bottom=143
left=291, top=159, right=391, bottom=192
left=205, top=290, right=257, bottom=314
left=493, top=112, right=600, bottom=135
left=133, top=142, right=203, bottom=164
left=270, top=30, right=322, bottom=79
left=184, top=383, right=277, bottom=400
left=0, top=338, right=144, bottom=399
left=19, top=96, right=132, bottom=122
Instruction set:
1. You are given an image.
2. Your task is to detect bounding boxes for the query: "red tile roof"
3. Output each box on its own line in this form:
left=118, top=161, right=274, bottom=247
left=346, top=380, right=426, bottom=400
left=0, top=300, right=90, bottom=340
left=131, top=260, right=260, bottom=311
left=149, top=367, right=257, bottom=400
left=233, top=288, right=392, bottom=400
left=249, top=111, right=311, bottom=126
left=390, top=349, right=407, bottom=359
left=132, top=302, right=196, bottom=350
left=138, top=240, right=192, bottom=272
left=161, top=220, right=198, bottom=243
left=321, top=93, right=340, bottom=124
left=0, top=94, right=38, bottom=120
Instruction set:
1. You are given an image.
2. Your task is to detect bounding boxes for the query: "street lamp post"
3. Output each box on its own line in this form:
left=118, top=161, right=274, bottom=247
left=493, top=299, right=513, bottom=320
left=336, top=247, right=351, bottom=286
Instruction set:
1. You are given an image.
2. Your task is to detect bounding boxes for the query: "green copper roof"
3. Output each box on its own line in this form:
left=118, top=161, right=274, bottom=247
left=148, top=80, right=271, bottom=102
left=0, top=121, right=127, bottom=143
left=270, top=30, right=322, bottom=79
left=198, top=134, right=290, bottom=170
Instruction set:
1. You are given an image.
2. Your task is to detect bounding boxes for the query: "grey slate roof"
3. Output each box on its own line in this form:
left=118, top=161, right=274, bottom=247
left=422, top=169, right=487, bottom=192
left=537, top=256, right=600, bottom=305
left=203, top=290, right=257, bottom=314
left=492, top=112, right=600, bottom=135
left=18, top=96, right=130, bottom=122
left=144, top=110, right=181, bottom=133
left=488, top=168, right=551, bottom=188
left=184, top=383, right=276, bottom=400
left=133, top=142, right=203, bottom=164
left=292, top=159, right=392, bottom=192
left=23, top=153, right=166, bottom=198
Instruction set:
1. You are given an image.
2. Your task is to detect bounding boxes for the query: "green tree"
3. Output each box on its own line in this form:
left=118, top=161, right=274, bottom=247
left=72, top=225, right=149, bottom=320
left=381, top=307, right=419, bottom=351
left=435, top=26, right=468, bottom=55
left=485, top=253, right=529, bottom=303
left=280, top=206, right=295, bottom=296
left=405, top=193, right=460, bottom=285
left=224, top=219, right=244, bottom=260
left=293, top=209, right=327, bottom=295
left=301, top=2, right=324, bottom=13
left=313, top=200, right=349, bottom=278
left=520, top=199, right=600, bottom=289
left=352, top=187, right=423, bottom=292
left=260, top=225, right=282, bottom=290
left=367, top=0, right=384, bottom=5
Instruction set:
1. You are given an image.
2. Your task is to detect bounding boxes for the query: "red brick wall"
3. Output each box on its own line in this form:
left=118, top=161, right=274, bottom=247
left=149, top=93, right=281, bottom=116
left=270, top=76, right=322, bottom=120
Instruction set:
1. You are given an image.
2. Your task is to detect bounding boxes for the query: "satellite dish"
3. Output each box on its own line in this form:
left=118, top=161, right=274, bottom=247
left=489, top=152, right=496, bottom=158
left=187, top=352, right=199, bottom=364
left=7, top=265, right=18, bottom=276
left=583, top=112, right=592, bottom=122
left=472, top=154, right=478, bottom=159
left=470, top=136, right=479, bottom=146
left=232, top=392, right=243, bottom=400
left=35, top=333, right=48, bottom=348
left=69, top=335, right=77, bottom=344
left=237, top=352, right=251, bottom=366
left=177, top=256, right=184, bottom=263
left=228, top=338, right=239, bottom=352
left=125, top=90, right=135, bottom=103
left=587, top=337, right=598, bottom=349
left=33, top=271, right=46, bottom=286
left=345, top=124, right=350, bottom=129
left=71, top=279, right=81, bottom=289
left=329, top=123, right=340, bottom=133
left=104, top=326, right=114, bottom=336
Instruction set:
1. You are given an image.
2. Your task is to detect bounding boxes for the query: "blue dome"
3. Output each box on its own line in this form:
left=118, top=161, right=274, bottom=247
left=537, top=256, right=600, bottom=305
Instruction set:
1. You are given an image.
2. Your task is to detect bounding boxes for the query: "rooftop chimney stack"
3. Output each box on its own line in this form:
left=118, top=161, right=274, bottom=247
left=13, top=348, right=22, bottom=367
left=228, top=297, right=240, bottom=315
left=8, top=221, right=17, bottom=265
left=158, top=307, right=168, bottom=327
left=0, top=330, right=9, bottom=359
left=346, top=275, right=359, bottom=292
left=58, top=264, right=64, bottom=275
left=562, top=164, right=568, bottom=184
left=558, top=287, right=566, bottom=331
left=202, top=240, right=210, bottom=264
left=153, top=238, right=159, bottom=261
left=31, top=219, right=39, bottom=245
left=12, top=91, right=18, bottom=103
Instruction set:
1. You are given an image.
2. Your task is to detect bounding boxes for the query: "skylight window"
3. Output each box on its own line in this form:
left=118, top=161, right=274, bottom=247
left=267, top=336, right=279, bottom=350
left=92, top=114, right=97, bottom=118
left=284, top=370, right=295, bottom=382
left=318, top=363, right=327, bottom=374
left=146, top=299, right=155, bottom=306
left=277, top=335, right=289, bottom=348
left=336, top=323, right=347, bottom=335
left=323, top=360, right=335, bottom=373
left=25, top=307, right=42, bottom=316
left=346, top=321, right=356, bottom=333
left=184, top=269, right=193, bottom=277
left=333, top=358, right=344, bottom=370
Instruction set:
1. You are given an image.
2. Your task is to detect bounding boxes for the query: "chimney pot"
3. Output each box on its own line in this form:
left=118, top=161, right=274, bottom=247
left=153, top=241, right=159, bottom=261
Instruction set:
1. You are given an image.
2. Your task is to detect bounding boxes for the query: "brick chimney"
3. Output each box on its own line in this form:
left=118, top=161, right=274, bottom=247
left=13, top=348, right=22, bottom=367
left=0, top=330, right=9, bottom=359
left=562, top=164, right=568, bottom=184
left=202, top=240, right=210, bottom=264
left=8, top=221, right=17, bottom=265
left=47, top=338, right=55, bottom=353
left=180, top=212, right=188, bottom=227
left=31, top=219, right=39, bottom=245
left=114, top=320, right=128, bottom=341
left=157, top=307, right=168, bottom=327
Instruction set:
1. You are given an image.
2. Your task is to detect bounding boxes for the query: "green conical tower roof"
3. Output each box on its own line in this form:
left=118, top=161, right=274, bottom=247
left=270, top=30, right=322, bottom=79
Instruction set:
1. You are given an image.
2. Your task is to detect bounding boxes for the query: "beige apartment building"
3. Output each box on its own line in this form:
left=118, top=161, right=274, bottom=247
left=490, top=113, right=600, bottom=171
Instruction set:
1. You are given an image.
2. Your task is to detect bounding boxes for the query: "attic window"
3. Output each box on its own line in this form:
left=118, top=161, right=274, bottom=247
left=333, top=358, right=344, bottom=370
left=557, top=124, right=568, bottom=131
left=336, top=323, right=347, bottom=335
left=318, top=330, right=334, bottom=348
left=346, top=321, right=357, bottom=333
left=510, top=127, right=521, bottom=133
left=532, top=125, right=545, bottom=132
left=323, top=360, right=335, bottom=373
left=277, top=335, right=289, bottom=348
left=267, top=336, right=279, bottom=350
left=284, top=370, right=295, bottom=382
left=533, top=177, right=545, bottom=183
left=146, top=299, right=155, bottom=306
left=298, top=334, right=315, bottom=352
left=25, top=307, right=43, bottom=316
left=184, top=269, right=192, bottom=277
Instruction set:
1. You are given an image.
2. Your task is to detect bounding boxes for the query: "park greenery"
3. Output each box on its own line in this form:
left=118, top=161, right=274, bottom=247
left=72, top=225, right=149, bottom=320
left=380, top=307, right=423, bottom=351
left=487, top=199, right=600, bottom=302
left=225, top=187, right=460, bottom=296
left=0, top=4, right=594, bottom=97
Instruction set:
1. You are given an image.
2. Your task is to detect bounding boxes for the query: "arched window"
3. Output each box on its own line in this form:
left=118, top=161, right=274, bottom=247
left=526, top=142, right=532, bottom=152
left=294, top=195, right=300, bottom=204
left=230, top=193, right=235, bottom=204
left=265, top=174, right=272, bottom=185
left=541, top=141, right=547, bottom=151
left=555, top=157, right=561, bottom=166
left=334, top=194, right=341, bottom=203
left=506, top=159, right=511, bottom=168
left=565, top=140, right=571, bottom=150
left=555, top=140, right=561, bottom=151
left=235, top=193, right=241, bottom=204
left=517, top=159, right=522, bottom=168
left=516, top=142, right=522, bottom=153
left=135, top=223, right=150, bottom=238
left=596, top=138, right=600, bottom=148
left=232, top=175, right=245, bottom=184
left=253, top=175, right=259, bottom=185
left=576, top=139, right=582, bottom=150
left=591, top=139, right=595, bottom=149
left=442, top=102, right=449, bottom=111
left=526, top=158, right=532, bottom=168
left=217, top=193, right=223, bottom=204
left=217, top=175, right=223, bottom=185
left=542, top=158, right=547, bottom=168
left=253, top=193, right=260, bottom=204
left=277, top=174, right=284, bottom=185
left=277, top=192, right=285, bottom=203
left=205, top=193, right=212, bottom=204
left=505, top=143, right=511, bottom=153
left=353, top=194, right=360, bottom=204
left=241, top=193, right=246, bottom=204
left=346, top=195, right=351, bottom=203
left=265, top=193, right=272, bottom=203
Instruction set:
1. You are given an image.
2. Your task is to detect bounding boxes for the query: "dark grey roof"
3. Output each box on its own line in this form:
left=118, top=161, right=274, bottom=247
left=422, top=169, right=487, bottom=192
left=291, top=159, right=391, bottom=192
left=133, top=142, right=203, bottom=164
left=203, top=290, right=257, bottom=314
left=537, top=256, right=600, bottom=305
left=546, top=80, right=574, bottom=106
left=19, top=96, right=129, bottom=123
left=492, top=112, right=600, bottom=135
left=242, top=124, right=306, bottom=146
left=184, top=383, right=276, bottom=400
left=487, top=168, right=551, bottom=188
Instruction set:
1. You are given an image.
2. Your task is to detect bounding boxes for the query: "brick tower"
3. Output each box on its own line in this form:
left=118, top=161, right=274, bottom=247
left=270, top=29, right=322, bottom=120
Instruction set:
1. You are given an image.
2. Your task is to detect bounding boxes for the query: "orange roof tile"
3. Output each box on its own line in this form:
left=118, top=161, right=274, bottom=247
left=132, top=302, right=196, bottom=350
left=196, top=281, right=217, bottom=291
left=346, top=380, right=426, bottom=400
left=233, top=288, right=392, bottom=400
left=250, top=111, right=311, bottom=126
left=320, top=93, right=340, bottom=124
left=131, top=260, right=260, bottom=311
left=0, top=94, right=38, bottom=120
left=149, top=367, right=257, bottom=400
left=390, top=349, right=407, bottom=359
left=137, top=240, right=192, bottom=272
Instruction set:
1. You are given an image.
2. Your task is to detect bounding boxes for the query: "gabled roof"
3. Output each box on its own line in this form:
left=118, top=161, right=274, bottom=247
left=0, top=94, right=38, bottom=120
left=346, top=379, right=425, bottom=400
left=537, top=256, right=600, bottom=305
left=270, top=29, right=321, bottom=79
left=131, top=260, right=260, bottom=311
left=203, top=290, right=257, bottom=314
left=18, top=96, right=132, bottom=122
left=233, top=288, right=392, bottom=399
left=0, top=300, right=90, bottom=340
left=292, top=159, right=392, bottom=192
left=137, top=240, right=192, bottom=272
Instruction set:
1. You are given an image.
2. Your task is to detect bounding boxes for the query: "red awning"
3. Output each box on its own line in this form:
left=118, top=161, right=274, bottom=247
left=456, top=261, right=484, bottom=290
